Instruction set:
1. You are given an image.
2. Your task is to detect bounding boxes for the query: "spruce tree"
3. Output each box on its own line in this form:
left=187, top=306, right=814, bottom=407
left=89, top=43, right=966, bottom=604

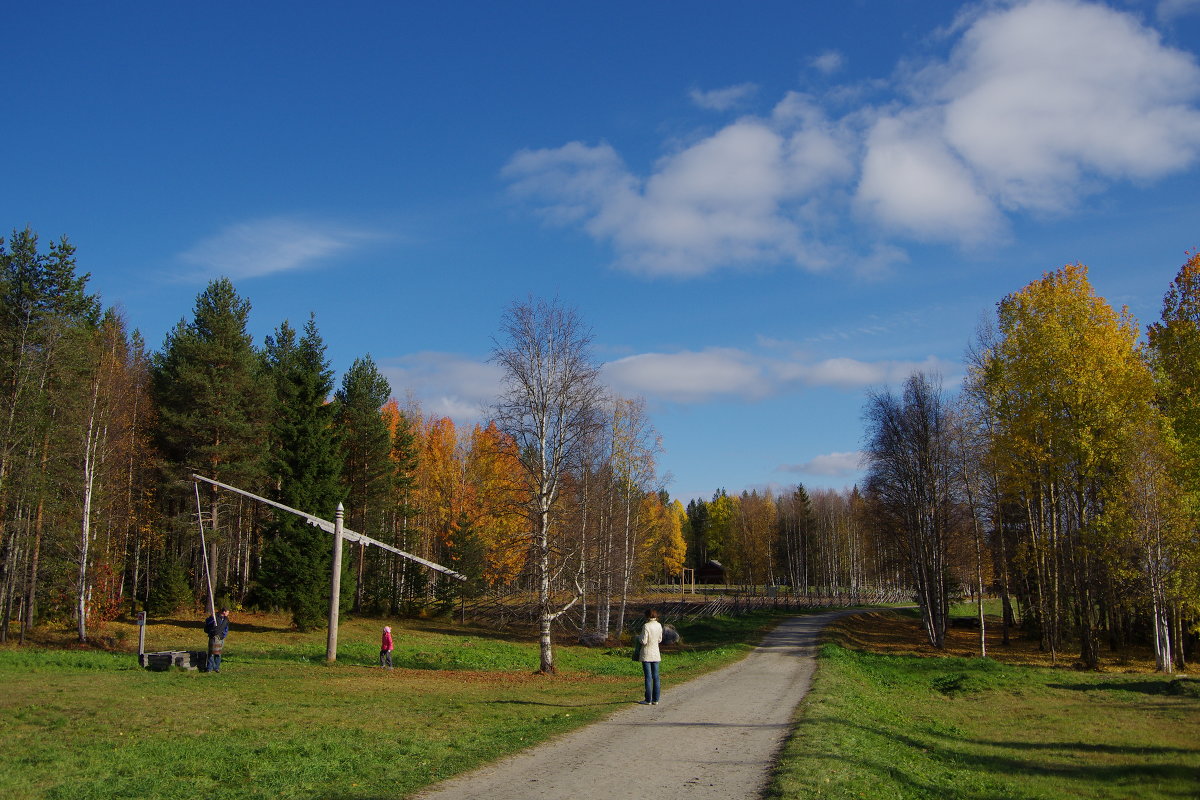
left=332, top=355, right=393, bottom=610
left=152, top=278, right=269, bottom=489
left=152, top=278, right=268, bottom=612
left=258, top=314, right=345, bottom=629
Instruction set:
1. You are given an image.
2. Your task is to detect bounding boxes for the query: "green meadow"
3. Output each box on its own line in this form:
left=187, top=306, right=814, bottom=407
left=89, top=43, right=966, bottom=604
left=0, top=611, right=781, bottom=800
left=5, top=608, right=1197, bottom=800
left=767, top=614, right=1200, bottom=800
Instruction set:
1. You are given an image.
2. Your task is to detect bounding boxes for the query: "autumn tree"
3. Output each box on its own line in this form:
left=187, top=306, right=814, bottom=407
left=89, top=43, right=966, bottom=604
left=640, top=493, right=687, bottom=584
left=776, top=485, right=814, bottom=594
left=464, top=423, right=526, bottom=587
left=492, top=297, right=603, bottom=673
left=0, top=229, right=100, bottom=641
left=970, top=264, right=1155, bottom=667
left=1148, top=251, right=1200, bottom=489
left=1144, top=250, right=1200, bottom=669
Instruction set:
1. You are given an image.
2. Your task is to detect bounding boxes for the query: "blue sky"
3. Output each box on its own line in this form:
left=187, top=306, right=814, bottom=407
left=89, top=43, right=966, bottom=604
left=6, top=0, right=1200, bottom=502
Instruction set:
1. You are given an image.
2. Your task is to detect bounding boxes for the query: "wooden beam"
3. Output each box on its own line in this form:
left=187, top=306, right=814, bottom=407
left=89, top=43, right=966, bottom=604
left=190, top=474, right=467, bottom=581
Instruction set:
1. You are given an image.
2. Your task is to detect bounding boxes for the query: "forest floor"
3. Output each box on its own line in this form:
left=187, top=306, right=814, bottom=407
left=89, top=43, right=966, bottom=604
left=826, top=606, right=1172, bottom=672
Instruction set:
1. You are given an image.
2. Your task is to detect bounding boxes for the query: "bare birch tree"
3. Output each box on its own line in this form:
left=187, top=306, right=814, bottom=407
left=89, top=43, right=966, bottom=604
left=864, top=372, right=959, bottom=648
left=492, top=297, right=603, bottom=673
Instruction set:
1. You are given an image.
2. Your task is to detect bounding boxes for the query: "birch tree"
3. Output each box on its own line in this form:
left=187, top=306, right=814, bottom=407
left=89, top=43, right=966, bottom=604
left=864, top=372, right=959, bottom=648
left=492, top=297, right=603, bottom=673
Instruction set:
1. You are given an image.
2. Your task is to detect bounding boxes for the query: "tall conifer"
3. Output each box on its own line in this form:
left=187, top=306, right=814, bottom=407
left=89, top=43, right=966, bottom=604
left=258, top=314, right=344, bottom=629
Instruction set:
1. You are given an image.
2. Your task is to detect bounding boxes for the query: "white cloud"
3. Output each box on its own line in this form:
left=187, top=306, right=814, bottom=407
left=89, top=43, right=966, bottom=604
left=380, top=344, right=958, bottom=425
left=507, top=0, right=1200, bottom=273
left=779, top=451, right=864, bottom=477
left=179, top=217, right=379, bottom=280
left=689, top=83, right=759, bottom=111
left=603, top=347, right=958, bottom=402
left=937, top=0, right=1200, bottom=212
left=378, top=352, right=505, bottom=424
left=856, top=112, right=1003, bottom=243
left=811, top=50, right=845, bottom=76
left=505, top=108, right=855, bottom=277
left=774, top=354, right=956, bottom=390
left=604, top=349, right=768, bottom=402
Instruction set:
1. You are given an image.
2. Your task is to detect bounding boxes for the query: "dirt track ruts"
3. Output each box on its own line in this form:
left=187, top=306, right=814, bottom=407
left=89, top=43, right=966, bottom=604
left=412, top=609, right=857, bottom=800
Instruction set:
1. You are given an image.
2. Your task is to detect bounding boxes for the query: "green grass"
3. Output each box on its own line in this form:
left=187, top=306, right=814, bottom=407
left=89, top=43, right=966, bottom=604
left=948, top=597, right=1007, bottom=618
left=767, top=643, right=1200, bottom=800
left=0, top=610, right=788, bottom=799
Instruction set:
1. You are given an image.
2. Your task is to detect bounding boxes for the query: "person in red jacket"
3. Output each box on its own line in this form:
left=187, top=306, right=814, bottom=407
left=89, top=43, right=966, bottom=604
left=380, top=625, right=394, bottom=669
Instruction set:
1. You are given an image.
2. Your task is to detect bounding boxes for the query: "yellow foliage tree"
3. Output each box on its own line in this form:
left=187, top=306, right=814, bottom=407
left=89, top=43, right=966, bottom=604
left=971, top=263, right=1156, bottom=667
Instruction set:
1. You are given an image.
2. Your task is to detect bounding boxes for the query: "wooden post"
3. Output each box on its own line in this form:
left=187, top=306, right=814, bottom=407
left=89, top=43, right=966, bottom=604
left=326, top=503, right=344, bottom=663
left=137, top=611, right=146, bottom=657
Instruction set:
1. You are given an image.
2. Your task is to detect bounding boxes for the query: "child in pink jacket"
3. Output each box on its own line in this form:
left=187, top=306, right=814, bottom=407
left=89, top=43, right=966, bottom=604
left=380, top=626, right=394, bottom=669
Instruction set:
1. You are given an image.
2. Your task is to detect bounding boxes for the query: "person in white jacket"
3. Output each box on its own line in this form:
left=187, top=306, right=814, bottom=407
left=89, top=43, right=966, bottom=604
left=638, top=608, right=663, bottom=705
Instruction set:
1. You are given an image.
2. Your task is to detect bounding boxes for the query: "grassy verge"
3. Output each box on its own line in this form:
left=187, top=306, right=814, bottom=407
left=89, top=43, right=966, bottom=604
left=768, top=613, right=1200, bottom=800
left=0, top=610, right=789, bottom=799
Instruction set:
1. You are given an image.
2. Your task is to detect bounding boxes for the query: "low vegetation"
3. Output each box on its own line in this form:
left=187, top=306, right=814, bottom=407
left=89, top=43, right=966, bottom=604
left=0, top=609, right=788, bottom=800
left=768, top=609, right=1200, bottom=800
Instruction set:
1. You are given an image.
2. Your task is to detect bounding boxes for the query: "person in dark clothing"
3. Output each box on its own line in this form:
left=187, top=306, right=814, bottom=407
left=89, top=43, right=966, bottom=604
left=204, top=608, right=230, bottom=673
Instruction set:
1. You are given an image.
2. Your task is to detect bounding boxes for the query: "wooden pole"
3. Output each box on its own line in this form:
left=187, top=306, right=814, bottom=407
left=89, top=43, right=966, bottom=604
left=326, top=503, right=344, bottom=663
left=194, top=481, right=216, bottom=618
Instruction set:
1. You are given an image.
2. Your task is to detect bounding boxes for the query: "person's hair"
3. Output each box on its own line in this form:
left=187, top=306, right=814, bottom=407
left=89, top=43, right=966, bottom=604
left=219, top=607, right=228, bottom=613
left=645, top=608, right=658, bottom=619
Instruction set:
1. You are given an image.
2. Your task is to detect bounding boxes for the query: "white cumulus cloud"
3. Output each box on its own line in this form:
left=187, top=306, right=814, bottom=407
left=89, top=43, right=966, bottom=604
left=507, top=0, right=1200, bottom=274
left=505, top=107, right=854, bottom=277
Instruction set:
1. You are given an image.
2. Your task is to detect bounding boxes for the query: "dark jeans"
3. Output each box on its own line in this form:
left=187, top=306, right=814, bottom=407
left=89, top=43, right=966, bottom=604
left=207, top=636, right=224, bottom=672
left=642, top=660, right=660, bottom=702
left=380, top=649, right=393, bottom=668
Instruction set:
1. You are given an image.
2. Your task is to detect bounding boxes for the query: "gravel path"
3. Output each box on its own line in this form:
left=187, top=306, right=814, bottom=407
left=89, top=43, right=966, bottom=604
left=413, top=609, right=856, bottom=800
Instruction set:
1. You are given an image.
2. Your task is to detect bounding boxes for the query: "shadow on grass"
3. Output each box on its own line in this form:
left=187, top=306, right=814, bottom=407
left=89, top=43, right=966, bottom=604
left=149, top=618, right=289, bottom=635
left=1047, top=679, right=1200, bottom=698
left=776, top=716, right=1200, bottom=800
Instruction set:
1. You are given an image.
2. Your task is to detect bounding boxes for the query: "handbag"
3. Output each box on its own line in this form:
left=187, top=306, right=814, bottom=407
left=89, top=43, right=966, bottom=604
left=631, top=639, right=643, bottom=662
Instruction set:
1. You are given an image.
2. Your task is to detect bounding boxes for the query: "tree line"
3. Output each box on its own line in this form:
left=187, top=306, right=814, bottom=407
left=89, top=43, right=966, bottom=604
left=669, top=257, right=1199, bottom=675
left=862, top=259, right=1200, bottom=673
left=0, top=229, right=693, bottom=657
left=3, top=226, right=1195, bottom=674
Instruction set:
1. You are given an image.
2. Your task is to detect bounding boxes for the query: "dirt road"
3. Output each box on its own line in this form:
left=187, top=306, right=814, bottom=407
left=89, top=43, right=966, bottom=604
left=413, top=609, right=855, bottom=800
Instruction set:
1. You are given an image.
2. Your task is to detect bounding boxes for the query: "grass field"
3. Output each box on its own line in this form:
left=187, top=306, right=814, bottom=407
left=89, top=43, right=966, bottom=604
left=767, top=610, right=1200, bottom=800
left=0, top=610, right=788, bottom=799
